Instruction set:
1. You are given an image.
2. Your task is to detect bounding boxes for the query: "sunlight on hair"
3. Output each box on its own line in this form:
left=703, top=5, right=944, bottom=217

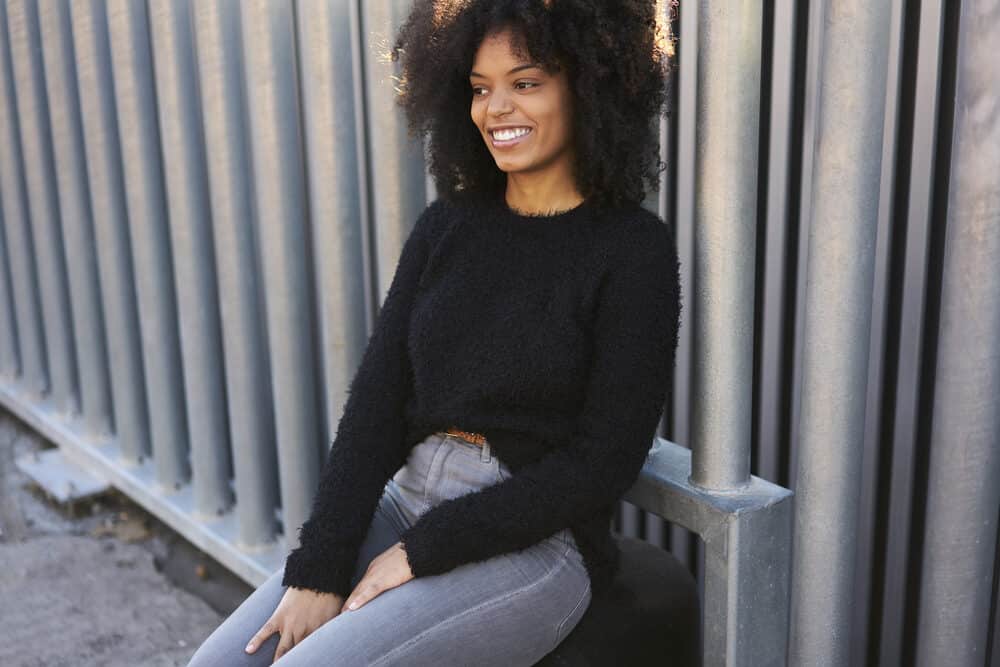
left=656, top=0, right=678, bottom=61
left=433, top=0, right=473, bottom=29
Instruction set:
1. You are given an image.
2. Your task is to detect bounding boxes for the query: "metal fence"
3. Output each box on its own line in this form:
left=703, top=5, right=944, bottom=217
left=0, top=1, right=997, bottom=666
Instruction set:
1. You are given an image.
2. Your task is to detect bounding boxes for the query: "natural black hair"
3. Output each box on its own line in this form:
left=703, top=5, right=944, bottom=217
left=389, top=0, right=677, bottom=211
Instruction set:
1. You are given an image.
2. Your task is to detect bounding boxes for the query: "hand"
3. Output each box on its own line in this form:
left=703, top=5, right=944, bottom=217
left=342, top=541, right=414, bottom=612
left=244, top=586, right=344, bottom=664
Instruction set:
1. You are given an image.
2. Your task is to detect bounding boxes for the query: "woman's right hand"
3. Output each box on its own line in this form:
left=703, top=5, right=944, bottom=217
left=244, top=586, right=345, bottom=664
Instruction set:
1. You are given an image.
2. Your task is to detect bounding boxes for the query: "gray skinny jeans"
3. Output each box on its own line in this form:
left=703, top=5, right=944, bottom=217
left=186, top=431, right=592, bottom=666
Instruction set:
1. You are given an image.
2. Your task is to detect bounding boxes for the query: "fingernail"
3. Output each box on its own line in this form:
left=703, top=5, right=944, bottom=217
left=245, top=643, right=253, bottom=652
left=348, top=601, right=359, bottom=610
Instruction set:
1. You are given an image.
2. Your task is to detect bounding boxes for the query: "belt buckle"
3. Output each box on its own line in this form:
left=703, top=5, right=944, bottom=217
left=444, top=427, right=491, bottom=462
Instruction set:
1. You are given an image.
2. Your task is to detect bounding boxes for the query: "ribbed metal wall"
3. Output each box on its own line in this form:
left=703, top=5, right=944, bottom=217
left=1, top=1, right=997, bottom=666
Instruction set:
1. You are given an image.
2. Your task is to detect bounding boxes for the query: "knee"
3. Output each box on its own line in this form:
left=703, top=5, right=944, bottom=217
left=186, top=631, right=278, bottom=667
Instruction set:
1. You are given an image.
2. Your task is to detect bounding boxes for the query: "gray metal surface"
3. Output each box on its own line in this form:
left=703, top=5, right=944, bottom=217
left=190, top=0, right=278, bottom=550
left=296, top=0, right=370, bottom=452
left=107, top=0, right=189, bottom=492
left=239, top=0, right=322, bottom=541
left=149, top=0, right=230, bottom=519
left=69, top=0, right=149, bottom=463
left=625, top=439, right=793, bottom=667
left=689, top=0, right=761, bottom=492
left=0, top=1, right=47, bottom=398
left=879, top=3, right=946, bottom=664
left=37, top=0, right=113, bottom=439
left=6, top=0, right=77, bottom=417
left=0, top=194, right=17, bottom=378
left=790, top=2, right=893, bottom=666
left=915, top=0, right=1000, bottom=663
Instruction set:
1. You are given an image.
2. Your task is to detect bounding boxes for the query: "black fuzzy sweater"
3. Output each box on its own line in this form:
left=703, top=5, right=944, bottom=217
left=282, top=188, right=682, bottom=599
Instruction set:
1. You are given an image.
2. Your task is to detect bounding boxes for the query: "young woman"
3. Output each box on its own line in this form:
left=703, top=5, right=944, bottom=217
left=188, top=1, right=679, bottom=664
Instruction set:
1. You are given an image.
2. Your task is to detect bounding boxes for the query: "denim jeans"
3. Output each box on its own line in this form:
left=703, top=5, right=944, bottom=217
left=186, top=431, right=592, bottom=666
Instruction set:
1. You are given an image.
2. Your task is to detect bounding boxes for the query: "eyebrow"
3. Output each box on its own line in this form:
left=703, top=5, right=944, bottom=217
left=469, top=63, right=542, bottom=79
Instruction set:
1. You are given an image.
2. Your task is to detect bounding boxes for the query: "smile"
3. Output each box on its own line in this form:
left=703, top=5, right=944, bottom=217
left=490, top=127, right=533, bottom=148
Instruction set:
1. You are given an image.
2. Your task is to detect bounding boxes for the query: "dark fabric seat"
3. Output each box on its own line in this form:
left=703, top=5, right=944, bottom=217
left=535, top=532, right=702, bottom=666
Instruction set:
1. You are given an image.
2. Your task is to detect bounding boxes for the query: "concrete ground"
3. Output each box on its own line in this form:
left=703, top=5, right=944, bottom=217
left=0, top=409, right=256, bottom=666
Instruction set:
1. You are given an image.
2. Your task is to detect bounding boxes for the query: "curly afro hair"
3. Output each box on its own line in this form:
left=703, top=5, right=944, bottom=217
left=389, top=0, right=677, bottom=211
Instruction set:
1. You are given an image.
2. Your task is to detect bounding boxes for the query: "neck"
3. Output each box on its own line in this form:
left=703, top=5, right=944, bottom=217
left=504, top=172, right=584, bottom=215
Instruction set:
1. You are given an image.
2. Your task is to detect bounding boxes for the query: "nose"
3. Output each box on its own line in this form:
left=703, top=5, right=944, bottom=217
left=487, top=88, right=514, bottom=117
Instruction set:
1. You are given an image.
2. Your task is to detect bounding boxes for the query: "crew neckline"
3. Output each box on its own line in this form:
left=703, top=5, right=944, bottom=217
left=492, top=189, right=595, bottom=225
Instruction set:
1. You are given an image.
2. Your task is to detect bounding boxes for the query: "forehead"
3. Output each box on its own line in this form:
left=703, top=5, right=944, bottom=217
left=471, top=28, right=535, bottom=68
left=475, top=28, right=531, bottom=64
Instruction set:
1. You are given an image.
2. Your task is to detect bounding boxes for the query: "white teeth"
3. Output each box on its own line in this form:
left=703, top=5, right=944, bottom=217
left=492, top=127, right=531, bottom=141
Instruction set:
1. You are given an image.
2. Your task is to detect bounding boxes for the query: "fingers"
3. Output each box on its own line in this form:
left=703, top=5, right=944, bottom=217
left=245, top=618, right=278, bottom=655
left=343, top=579, right=378, bottom=612
left=272, top=631, right=296, bottom=664
left=344, top=544, right=411, bottom=612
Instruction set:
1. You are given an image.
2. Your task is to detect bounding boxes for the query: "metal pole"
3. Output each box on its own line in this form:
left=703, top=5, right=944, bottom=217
left=37, top=0, right=113, bottom=438
left=0, top=1, right=45, bottom=397
left=689, top=0, right=762, bottom=491
left=6, top=0, right=78, bottom=415
left=296, top=0, right=369, bottom=457
left=148, top=0, right=231, bottom=517
left=239, top=0, right=322, bottom=542
left=359, top=0, right=429, bottom=305
left=0, top=193, right=19, bottom=380
left=915, top=1, right=1000, bottom=664
left=106, top=0, right=190, bottom=490
left=69, top=0, right=149, bottom=463
left=789, top=2, right=892, bottom=665
left=191, top=0, right=279, bottom=550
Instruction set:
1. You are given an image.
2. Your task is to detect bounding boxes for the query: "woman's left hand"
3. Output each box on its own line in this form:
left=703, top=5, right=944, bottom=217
left=342, top=541, right=414, bottom=612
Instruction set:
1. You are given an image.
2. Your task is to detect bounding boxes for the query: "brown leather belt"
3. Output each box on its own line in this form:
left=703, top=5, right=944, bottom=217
left=443, top=427, right=488, bottom=447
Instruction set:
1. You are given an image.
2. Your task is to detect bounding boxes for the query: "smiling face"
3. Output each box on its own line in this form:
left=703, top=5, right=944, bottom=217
left=469, top=27, right=577, bottom=184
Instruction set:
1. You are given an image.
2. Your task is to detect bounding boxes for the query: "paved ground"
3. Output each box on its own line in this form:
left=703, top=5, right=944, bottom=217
left=0, top=409, right=255, bottom=666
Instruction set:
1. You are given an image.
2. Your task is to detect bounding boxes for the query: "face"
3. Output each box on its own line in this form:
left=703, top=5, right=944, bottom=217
left=469, top=28, right=576, bottom=179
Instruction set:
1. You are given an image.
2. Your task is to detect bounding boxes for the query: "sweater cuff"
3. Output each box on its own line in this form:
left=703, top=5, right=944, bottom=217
left=281, top=545, right=356, bottom=598
left=398, top=520, right=451, bottom=578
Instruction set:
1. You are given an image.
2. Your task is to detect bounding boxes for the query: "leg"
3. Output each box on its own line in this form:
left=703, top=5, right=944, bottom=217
left=272, top=531, right=591, bottom=667
left=186, top=492, right=406, bottom=667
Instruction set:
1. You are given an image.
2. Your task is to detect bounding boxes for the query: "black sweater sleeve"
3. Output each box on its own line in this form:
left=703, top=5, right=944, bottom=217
left=281, top=201, right=441, bottom=597
left=398, top=218, right=682, bottom=578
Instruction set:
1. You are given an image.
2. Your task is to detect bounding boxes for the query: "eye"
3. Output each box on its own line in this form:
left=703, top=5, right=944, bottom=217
left=471, top=85, right=486, bottom=97
left=514, top=81, right=539, bottom=90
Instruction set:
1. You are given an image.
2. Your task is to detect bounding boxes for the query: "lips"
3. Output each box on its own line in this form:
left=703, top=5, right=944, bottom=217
left=489, top=127, right=533, bottom=148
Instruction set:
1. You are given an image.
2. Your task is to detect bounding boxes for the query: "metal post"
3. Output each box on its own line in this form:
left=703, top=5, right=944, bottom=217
left=191, top=0, right=279, bottom=550
left=915, top=1, right=1000, bottom=664
left=689, top=1, right=762, bottom=492
left=6, top=0, right=78, bottom=415
left=148, top=0, right=231, bottom=517
left=296, top=0, right=369, bottom=456
left=0, top=194, right=19, bottom=379
left=69, top=0, right=149, bottom=463
left=37, top=0, right=113, bottom=438
left=106, top=0, right=190, bottom=491
left=239, top=0, right=322, bottom=542
left=789, top=2, right=893, bottom=666
left=0, top=2, right=45, bottom=397
left=359, top=0, right=429, bottom=307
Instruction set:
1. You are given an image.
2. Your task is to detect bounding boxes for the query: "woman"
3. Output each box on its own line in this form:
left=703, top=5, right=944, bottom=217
left=188, top=0, right=679, bottom=664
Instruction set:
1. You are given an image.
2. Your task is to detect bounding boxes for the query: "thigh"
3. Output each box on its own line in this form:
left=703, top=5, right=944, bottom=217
left=185, top=564, right=286, bottom=667
left=186, top=493, right=406, bottom=667
left=273, top=534, right=590, bottom=667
